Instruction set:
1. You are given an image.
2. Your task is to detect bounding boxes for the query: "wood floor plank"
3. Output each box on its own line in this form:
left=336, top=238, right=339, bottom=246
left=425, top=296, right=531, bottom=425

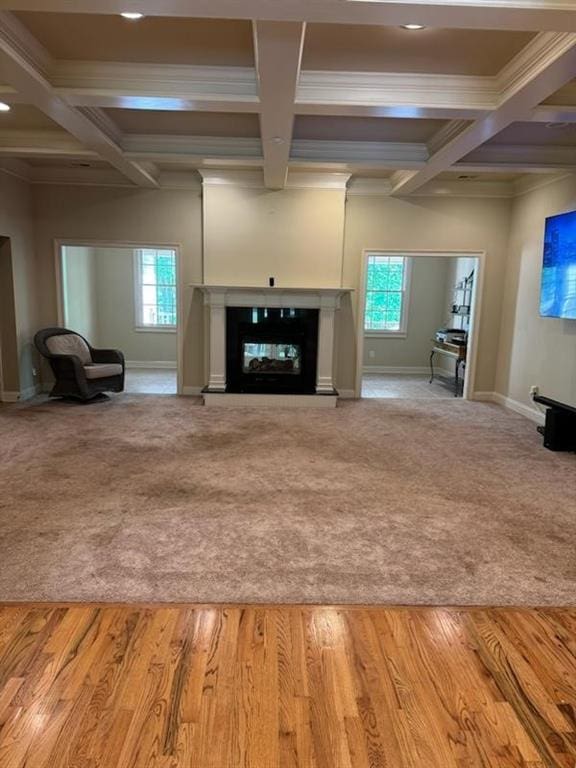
left=0, top=604, right=574, bottom=768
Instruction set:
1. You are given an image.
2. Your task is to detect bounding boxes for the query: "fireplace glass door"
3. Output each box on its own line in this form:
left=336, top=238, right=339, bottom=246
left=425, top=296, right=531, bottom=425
left=242, top=342, right=301, bottom=375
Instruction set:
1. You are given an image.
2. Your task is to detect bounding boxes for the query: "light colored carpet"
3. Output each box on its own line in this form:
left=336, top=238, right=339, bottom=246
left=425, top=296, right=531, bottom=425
left=1, top=395, right=575, bottom=605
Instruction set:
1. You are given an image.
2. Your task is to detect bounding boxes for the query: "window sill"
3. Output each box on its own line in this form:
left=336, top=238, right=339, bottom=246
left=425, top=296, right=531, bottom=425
left=134, top=326, right=177, bottom=334
left=364, top=331, right=408, bottom=339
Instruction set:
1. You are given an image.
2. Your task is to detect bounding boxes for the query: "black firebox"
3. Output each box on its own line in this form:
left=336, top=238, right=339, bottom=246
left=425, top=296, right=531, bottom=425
left=226, top=307, right=319, bottom=394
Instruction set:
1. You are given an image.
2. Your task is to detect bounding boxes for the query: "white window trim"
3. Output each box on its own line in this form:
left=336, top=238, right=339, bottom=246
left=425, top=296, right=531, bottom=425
left=364, top=254, right=412, bottom=338
left=133, top=249, right=177, bottom=333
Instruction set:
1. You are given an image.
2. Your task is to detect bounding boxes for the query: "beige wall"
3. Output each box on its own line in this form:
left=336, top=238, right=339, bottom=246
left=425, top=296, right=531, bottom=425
left=0, top=171, right=39, bottom=396
left=32, top=182, right=513, bottom=395
left=341, top=195, right=512, bottom=394
left=496, top=175, right=576, bottom=408
left=34, top=184, right=203, bottom=390
left=203, top=185, right=346, bottom=287
left=62, top=245, right=98, bottom=342
left=362, top=256, right=449, bottom=369
left=94, top=247, right=177, bottom=363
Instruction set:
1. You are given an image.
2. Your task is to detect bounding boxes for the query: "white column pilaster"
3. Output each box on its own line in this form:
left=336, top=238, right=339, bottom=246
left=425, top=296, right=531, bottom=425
left=316, top=299, right=337, bottom=394
left=207, top=290, right=227, bottom=391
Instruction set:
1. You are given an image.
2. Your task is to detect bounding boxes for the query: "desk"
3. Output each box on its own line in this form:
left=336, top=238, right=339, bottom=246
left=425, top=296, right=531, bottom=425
left=429, top=340, right=467, bottom=396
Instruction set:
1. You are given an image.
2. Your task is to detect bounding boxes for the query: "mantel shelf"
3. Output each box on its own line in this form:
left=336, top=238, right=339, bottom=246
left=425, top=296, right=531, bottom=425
left=191, top=284, right=353, bottom=294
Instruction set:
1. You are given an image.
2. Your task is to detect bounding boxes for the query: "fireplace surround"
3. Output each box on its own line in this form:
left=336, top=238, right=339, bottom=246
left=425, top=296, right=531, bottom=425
left=195, top=285, right=352, bottom=407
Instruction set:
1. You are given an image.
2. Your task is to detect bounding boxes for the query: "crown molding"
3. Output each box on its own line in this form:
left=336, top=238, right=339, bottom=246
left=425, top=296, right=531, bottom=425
left=346, top=178, right=393, bottom=197
left=512, top=171, right=574, bottom=196
left=199, top=168, right=350, bottom=190
left=0, top=129, right=94, bottom=157
left=52, top=61, right=259, bottom=108
left=77, top=107, right=123, bottom=145
left=29, top=165, right=133, bottom=186
left=0, top=157, right=31, bottom=182
left=463, top=143, right=576, bottom=169
left=427, top=120, right=470, bottom=155
left=0, top=11, right=52, bottom=78
left=297, top=70, right=498, bottom=111
left=291, top=139, right=428, bottom=165
left=411, top=179, right=514, bottom=198
left=123, top=134, right=262, bottom=159
left=497, top=31, right=576, bottom=102
left=531, top=104, right=576, bottom=122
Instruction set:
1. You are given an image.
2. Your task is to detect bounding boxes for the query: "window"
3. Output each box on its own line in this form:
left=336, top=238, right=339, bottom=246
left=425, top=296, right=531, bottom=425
left=364, top=254, right=410, bottom=335
left=134, top=249, right=177, bottom=329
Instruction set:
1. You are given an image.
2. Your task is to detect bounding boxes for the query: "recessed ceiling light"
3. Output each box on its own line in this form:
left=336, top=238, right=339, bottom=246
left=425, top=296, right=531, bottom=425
left=120, top=12, right=144, bottom=20
left=401, top=24, right=425, bottom=30
left=0, top=102, right=11, bottom=112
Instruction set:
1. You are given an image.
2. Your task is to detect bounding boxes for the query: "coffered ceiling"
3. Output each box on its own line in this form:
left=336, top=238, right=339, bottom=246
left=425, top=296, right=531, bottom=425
left=0, top=0, right=576, bottom=196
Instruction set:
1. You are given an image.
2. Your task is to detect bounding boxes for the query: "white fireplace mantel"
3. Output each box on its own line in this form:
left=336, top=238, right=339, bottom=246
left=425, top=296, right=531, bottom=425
left=192, top=284, right=353, bottom=406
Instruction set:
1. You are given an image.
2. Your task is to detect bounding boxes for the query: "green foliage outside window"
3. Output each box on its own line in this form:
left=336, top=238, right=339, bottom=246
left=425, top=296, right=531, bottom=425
left=139, top=250, right=177, bottom=327
left=364, top=256, right=406, bottom=331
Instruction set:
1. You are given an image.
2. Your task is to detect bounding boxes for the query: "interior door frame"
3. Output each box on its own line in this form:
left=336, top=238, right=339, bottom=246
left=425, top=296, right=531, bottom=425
left=354, top=249, right=486, bottom=400
left=54, top=238, right=184, bottom=396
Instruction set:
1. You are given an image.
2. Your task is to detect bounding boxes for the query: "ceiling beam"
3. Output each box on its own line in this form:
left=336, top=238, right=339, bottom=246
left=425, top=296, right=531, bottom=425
left=253, top=21, right=305, bottom=189
left=2, top=0, right=576, bottom=32
left=0, top=11, right=158, bottom=187
left=391, top=32, right=576, bottom=195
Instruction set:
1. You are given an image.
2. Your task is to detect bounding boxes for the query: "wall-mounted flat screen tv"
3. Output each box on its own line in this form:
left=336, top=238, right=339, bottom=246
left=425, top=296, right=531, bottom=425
left=541, top=210, right=576, bottom=319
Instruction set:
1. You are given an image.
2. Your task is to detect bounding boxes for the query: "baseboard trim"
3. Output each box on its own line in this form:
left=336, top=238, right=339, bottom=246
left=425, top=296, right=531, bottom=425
left=0, top=391, right=20, bottom=403
left=181, top=386, right=203, bottom=396
left=1, top=384, right=41, bottom=403
left=338, top=389, right=356, bottom=399
left=472, top=390, right=545, bottom=425
left=126, top=360, right=177, bottom=369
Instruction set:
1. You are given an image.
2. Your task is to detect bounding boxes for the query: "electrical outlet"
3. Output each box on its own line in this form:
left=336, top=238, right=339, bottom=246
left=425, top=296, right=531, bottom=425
left=530, top=385, right=539, bottom=397
left=368, top=350, right=376, bottom=359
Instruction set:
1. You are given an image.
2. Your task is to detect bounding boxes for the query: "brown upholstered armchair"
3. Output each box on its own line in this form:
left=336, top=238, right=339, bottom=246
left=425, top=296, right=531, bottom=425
left=34, top=327, right=125, bottom=400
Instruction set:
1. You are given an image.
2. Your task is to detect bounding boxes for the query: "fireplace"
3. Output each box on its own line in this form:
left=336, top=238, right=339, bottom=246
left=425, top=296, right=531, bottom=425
left=197, top=285, right=350, bottom=406
left=226, top=307, right=318, bottom=394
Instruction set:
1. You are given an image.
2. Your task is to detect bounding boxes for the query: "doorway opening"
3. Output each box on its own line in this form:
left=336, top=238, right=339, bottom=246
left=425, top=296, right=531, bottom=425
left=356, top=250, right=483, bottom=400
left=57, top=242, right=182, bottom=395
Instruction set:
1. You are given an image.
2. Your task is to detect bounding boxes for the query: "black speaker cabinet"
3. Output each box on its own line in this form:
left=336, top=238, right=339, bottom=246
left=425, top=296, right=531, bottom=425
left=534, top=395, right=576, bottom=452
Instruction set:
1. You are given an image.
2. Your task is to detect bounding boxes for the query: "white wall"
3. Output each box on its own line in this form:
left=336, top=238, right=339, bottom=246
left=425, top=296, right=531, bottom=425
left=362, top=256, right=449, bottom=370
left=496, top=175, right=576, bottom=409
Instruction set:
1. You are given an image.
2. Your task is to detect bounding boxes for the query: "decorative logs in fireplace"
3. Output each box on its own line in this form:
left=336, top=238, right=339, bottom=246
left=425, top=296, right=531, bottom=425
left=226, top=307, right=318, bottom=394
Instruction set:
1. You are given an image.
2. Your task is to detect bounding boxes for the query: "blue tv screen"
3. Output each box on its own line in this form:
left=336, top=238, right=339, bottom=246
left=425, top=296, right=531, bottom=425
left=541, top=210, right=576, bottom=319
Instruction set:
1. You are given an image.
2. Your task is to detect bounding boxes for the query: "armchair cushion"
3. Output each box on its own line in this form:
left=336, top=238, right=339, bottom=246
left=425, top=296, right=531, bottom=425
left=46, top=333, right=92, bottom=364
left=84, top=363, right=123, bottom=380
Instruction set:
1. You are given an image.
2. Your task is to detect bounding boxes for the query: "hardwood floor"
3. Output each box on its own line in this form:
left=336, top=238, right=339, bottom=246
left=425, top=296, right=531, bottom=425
left=0, top=605, right=575, bottom=767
